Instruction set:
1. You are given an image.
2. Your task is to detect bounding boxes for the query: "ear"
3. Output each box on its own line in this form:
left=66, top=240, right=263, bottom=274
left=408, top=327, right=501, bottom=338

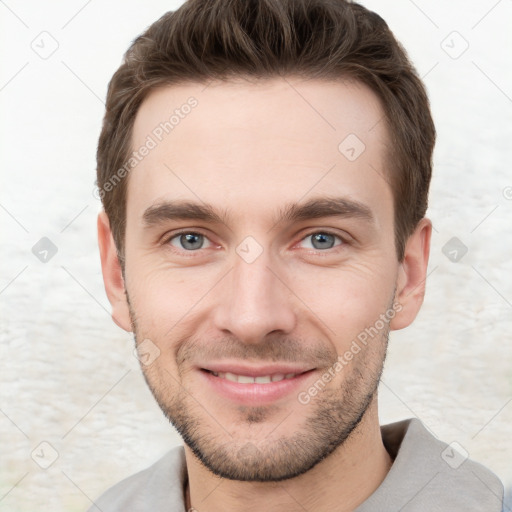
left=390, top=218, right=432, bottom=331
left=97, top=211, right=132, bottom=332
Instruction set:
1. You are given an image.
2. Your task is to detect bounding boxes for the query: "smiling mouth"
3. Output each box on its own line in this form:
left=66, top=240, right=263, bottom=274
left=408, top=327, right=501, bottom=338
left=199, top=367, right=316, bottom=404
left=204, top=369, right=303, bottom=384
left=202, top=368, right=312, bottom=384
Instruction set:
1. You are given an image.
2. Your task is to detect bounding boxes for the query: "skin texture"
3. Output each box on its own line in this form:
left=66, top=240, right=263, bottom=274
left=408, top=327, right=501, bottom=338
left=98, top=77, right=431, bottom=512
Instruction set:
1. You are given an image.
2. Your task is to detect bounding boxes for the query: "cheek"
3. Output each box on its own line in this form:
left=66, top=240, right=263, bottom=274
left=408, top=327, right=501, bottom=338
left=124, top=258, right=219, bottom=334
left=287, top=259, right=396, bottom=339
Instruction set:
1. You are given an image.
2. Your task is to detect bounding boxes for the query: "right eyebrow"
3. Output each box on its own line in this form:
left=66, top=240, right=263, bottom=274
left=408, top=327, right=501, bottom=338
left=142, top=201, right=230, bottom=227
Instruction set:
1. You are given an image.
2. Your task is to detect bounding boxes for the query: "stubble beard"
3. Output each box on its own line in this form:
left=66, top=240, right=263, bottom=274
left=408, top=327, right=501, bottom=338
left=128, top=298, right=389, bottom=482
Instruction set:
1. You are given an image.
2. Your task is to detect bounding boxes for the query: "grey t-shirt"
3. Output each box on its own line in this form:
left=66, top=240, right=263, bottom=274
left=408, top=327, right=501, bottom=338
left=87, top=418, right=504, bottom=511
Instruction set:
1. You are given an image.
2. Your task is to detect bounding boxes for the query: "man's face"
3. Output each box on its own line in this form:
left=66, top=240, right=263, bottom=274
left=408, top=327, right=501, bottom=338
left=109, top=78, right=410, bottom=481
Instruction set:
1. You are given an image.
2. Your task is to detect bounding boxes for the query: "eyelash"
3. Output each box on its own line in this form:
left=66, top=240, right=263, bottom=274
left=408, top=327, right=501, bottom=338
left=162, top=229, right=347, bottom=255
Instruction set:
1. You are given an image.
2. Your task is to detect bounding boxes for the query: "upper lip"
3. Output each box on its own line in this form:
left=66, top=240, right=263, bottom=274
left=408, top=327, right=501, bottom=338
left=199, top=362, right=315, bottom=377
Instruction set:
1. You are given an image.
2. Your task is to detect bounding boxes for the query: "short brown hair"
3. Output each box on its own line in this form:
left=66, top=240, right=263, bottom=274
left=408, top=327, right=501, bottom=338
left=96, top=0, right=435, bottom=261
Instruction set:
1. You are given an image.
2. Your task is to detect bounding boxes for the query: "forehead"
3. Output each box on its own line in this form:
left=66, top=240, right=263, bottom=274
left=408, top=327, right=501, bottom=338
left=127, top=77, right=392, bottom=227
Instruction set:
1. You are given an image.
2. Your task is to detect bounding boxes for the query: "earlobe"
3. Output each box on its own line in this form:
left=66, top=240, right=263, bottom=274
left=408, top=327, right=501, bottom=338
left=97, top=211, right=133, bottom=332
left=390, top=218, right=432, bottom=331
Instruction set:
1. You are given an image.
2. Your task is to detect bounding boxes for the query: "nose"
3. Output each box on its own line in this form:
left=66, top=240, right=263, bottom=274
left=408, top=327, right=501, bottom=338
left=212, top=252, right=297, bottom=343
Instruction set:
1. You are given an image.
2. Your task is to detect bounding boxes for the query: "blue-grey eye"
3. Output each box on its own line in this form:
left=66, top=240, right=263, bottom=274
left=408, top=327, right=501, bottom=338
left=301, top=232, right=342, bottom=250
left=170, top=232, right=210, bottom=251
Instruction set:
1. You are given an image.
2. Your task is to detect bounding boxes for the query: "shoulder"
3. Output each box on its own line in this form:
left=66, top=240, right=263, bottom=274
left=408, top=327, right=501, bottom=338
left=358, top=418, right=504, bottom=511
left=87, top=445, right=187, bottom=512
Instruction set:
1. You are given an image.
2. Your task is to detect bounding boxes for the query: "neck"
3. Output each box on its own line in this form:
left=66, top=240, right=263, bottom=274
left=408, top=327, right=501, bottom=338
left=184, top=398, right=392, bottom=512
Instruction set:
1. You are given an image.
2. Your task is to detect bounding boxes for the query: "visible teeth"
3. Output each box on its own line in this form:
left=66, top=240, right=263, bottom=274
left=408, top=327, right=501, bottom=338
left=238, top=375, right=255, bottom=384
left=255, top=376, right=272, bottom=384
left=211, top=371, right=297, bottom=383
left=224, top=372, right=238, bottom=382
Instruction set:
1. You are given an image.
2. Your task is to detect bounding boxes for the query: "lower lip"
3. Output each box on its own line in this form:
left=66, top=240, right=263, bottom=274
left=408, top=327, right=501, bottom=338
left=200, top=369, right=315, bottom=405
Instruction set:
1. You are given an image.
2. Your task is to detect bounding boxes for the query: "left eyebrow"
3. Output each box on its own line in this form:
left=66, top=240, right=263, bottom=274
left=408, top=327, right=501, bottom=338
left=271, top=196, right=375, bottom=228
